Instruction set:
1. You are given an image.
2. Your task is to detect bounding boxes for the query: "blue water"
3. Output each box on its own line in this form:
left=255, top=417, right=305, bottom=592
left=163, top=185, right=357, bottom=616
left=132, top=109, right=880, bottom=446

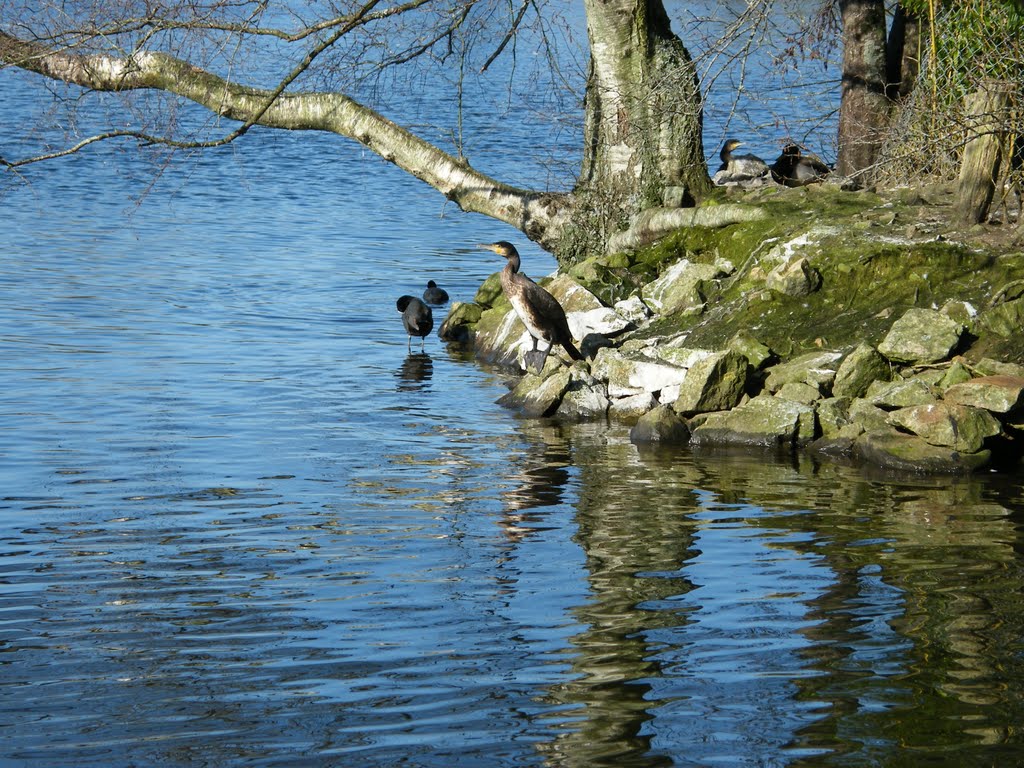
left=3, top=8, right=1024, bottom=767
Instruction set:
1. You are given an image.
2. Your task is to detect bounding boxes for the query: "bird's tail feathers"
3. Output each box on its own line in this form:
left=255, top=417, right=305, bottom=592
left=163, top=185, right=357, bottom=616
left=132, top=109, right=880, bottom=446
left=562, top=340, right=583, bottom=361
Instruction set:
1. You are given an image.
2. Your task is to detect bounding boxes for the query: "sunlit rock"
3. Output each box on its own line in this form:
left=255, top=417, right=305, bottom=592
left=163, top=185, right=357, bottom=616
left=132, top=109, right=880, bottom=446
left=728, top=332, right=775, bottom=369
left=833, top=343, right=891, bottom=398
left=848, top=398, right=892, bottom=432
left=868, top=376, right=939, bottom=409
left=672, top=350, right=751, bottom=415
left=877, top=308, right=964, bottom=364
left=887, top=402, right=1001, bottom=453
left=943, top=375, right=1024, bottom=414
left=765, top=256, right=822, bottom=296
left=690, top=394, right=816, bottom=448
left=497, top=367, right=571, bottom=417
left=591, top=347, right=690, bottom=398
left=776, top=381, right=822, bottom=405
left=557, top=370, right=610, bottom=421
left=764, top=351, right=842, bottom=393
left=641, top=259, right=730, bottom=315
left=609, top=392, right=658, bottom=423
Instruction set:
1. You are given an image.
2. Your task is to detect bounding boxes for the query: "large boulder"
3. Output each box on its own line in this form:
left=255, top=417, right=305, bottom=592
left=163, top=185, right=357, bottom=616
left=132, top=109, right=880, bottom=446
left=877, top=308, right=964, bottom=364
left=887, top=402, right=1002, bottom=453
left=690, top=394, right=816, bottom=448
left=867, top=377, right=938, bottom=409
left=854, top=428, right=991, bottom=474
left=672, top=350, right=751, bottom=415
left=591, top=346, right=700, bottom=398
left=557, top=370, right=610, bottom=421
left=630, top=405, right=691, bottom=444
left=438, top=301, right=483, bottom=342
left=641, top=259, right=730, bottom=315
left=764, top=351, right=843, bottom=393
left=833, top=344, right=891, bottom=398
left=496, top=367, right=572, bottom=417
left=943, top=375, right=1024, bottom=414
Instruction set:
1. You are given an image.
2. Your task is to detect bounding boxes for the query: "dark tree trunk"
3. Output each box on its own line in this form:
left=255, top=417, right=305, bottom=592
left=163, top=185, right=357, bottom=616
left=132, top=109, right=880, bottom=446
left=837, top=0, right=892, bottom=179
left=885, top=3, right=923, bottom=101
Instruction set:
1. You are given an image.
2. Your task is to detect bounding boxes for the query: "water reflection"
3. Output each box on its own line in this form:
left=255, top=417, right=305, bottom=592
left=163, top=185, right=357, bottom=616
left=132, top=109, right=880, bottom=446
left=519, top=426, right=1024, bottom=766
left=395, top=351, right=433, bottom=391
left=498, top=421, right=573, bottom=541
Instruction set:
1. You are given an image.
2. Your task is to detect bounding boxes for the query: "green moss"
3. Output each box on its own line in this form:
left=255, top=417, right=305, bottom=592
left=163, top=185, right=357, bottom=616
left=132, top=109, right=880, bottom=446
left=604, top=188, right=1024, bottom=362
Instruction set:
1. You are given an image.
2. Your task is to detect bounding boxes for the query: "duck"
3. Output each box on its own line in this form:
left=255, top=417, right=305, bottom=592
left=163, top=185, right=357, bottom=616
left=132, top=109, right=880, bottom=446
left=478, top=241, right=582, bottom=371
left=422, top=280, right=449, bottom=305
left=715, top=138, right=771, bottom=183
left=770, top=144, right=831, bottom=187
left=396, top=295, right=433, bottom=349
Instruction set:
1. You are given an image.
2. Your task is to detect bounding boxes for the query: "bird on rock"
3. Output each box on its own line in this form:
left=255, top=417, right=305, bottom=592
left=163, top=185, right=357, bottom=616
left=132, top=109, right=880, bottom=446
left=770, top=143, right=831, bottom=187
left=479, top=240, right=582, bottom=372
left=396, top=295, right=433, bottom=350
left=715, top=138, right=770, bottom=183
left=422, top=280, right=449, bottom=305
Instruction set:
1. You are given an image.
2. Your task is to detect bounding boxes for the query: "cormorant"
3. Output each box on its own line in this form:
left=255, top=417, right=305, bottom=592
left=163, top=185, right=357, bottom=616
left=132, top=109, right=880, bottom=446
left=479, top=241, right=582, bottom=370
left=770, top=144, right=831, bottom=187
left=396, top=295, right=433, bottom=349
left=716, top=138, right=770, bottom=182
left=422, top=280, right=449, bottom=305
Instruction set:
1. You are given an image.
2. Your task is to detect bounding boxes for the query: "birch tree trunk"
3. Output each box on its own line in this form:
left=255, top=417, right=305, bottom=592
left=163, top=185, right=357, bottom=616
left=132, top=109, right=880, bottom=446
left=569, top=0, right=709, bottom=257
left=0, top=0, right=710, bottom=259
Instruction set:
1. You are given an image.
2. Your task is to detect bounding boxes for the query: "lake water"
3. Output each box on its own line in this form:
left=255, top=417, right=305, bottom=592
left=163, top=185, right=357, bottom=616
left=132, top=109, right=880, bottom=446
left=3, top=8, right=1024, bottom=767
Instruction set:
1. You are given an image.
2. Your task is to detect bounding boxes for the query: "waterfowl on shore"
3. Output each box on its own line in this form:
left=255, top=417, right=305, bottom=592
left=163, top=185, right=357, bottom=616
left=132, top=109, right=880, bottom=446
left=715, top=138, right=771, bottom=183
left=478, top=241, right=582, bottom=371
left=422, top=280, right=449, bottom=305
left=396, top=295, right=433, bottom=349
left=770, top=144, right=831, bottom=187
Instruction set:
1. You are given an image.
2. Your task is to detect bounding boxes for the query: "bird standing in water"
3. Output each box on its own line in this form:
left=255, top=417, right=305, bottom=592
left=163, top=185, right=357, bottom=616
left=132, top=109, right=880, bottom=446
left=396, top=295, right=433, bottom=349
left=770, top=144, right=831, bottom=187
left=422, top=280, right=449, bottom=305
left=716, top=138, right=770, bottom=182
left=479, top=241, right=582, bottom=372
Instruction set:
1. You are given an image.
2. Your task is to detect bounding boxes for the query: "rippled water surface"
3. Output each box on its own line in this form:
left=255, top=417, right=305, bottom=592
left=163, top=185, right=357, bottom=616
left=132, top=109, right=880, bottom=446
left=4, top=18, right=1024, bottom=766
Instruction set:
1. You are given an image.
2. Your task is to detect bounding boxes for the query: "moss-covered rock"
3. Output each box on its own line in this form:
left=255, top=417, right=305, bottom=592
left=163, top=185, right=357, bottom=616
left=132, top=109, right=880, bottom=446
left=690, top=395, right=816, bottom=448
left=764, top=351, right=843, bottom=393
left=630, top=405, right=691, bottom=444
left=437, top=301, right=483, bottom=342
left=833, top=344, right=891, bottom=398
left=497, top=367, right=572, bottom=417
left=672, top=350, right=751, bottom=415
left=854, top=428, right=992, bottom=474
left=887, top=402, right=1002, bottom=453
left=943, top=375, right=1024, bottom=414
left=877, top=308, right=965, bottom=364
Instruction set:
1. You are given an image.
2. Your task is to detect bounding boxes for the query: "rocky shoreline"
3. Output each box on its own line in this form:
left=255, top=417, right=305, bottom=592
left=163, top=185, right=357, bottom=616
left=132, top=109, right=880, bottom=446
left=440, top=184, right=1024, bottom=474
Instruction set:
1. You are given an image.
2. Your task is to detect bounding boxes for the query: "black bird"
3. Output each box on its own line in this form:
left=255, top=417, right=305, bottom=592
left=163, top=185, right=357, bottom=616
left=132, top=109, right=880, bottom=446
left=422, top=280, right=449, bottom=305
left=479, top=241, right=582, bottom=371
left=396, top=295, right=433, bottom=349
left=770, top=144, right=831, bottom=187
left=716, top=138, right=770, bottom=181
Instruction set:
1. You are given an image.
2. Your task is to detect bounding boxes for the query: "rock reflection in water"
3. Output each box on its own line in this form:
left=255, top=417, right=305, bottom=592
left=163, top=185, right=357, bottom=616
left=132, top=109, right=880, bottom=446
left=529, top=426, right=1024, bottom=767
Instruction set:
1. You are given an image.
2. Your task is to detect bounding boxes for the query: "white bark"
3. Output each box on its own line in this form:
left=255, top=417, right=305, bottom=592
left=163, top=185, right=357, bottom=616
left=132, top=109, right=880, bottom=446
left=0, top=31, right=571, bottom=247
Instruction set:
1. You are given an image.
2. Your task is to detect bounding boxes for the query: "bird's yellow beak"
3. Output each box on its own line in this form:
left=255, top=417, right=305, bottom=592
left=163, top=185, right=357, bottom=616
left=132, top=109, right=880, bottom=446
left=478, top=242, right=500, bottom=253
